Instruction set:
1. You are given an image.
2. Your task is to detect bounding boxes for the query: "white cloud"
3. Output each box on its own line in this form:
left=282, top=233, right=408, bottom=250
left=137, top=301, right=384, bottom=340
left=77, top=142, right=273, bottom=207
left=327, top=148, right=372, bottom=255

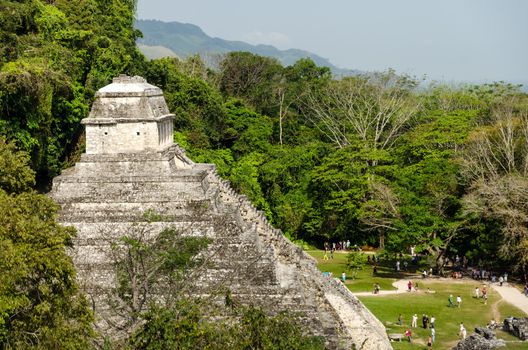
left=243, top=31, right=292, bottom=49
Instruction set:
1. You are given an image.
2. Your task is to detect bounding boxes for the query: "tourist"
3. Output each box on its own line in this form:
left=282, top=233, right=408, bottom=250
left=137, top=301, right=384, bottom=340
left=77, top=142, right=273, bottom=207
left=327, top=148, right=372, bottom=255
left=504, top=273, right=508, bottom=283
left=459, top=322, right=466, bottom=338
left=499, top=275, right=504, bottom=286
left=396, top=260, right=400, bottom=272
left=427, top=335, right=433, bottom=349
left=422, top=314, right=429, bottom=329
left=411, top=314, right=418, bottom=328
left=524, top=283, right=528, bottom=297
left=431, top=327, right=436, bottom=343
left=422, top=269, right=427, bottom=278
left=398, top=313, right=403, bottom=326
left=373, top=283, right=380, bottom=294
left=404, top=329, right=412, bottom=342
left=373, top=264, right=378, bottom=275
left=341, top=272, right=346, bottom=283
left=430, top=315, right=435, bottom=329
left=448, top=294, right=454, bottom=307
left=407, top=280, right=413, bottom=292
left=367, top=255, right=371, bottom=264
left=475, top=286, right=480, bottom=298
left=456, top=295, right=462, bottom=308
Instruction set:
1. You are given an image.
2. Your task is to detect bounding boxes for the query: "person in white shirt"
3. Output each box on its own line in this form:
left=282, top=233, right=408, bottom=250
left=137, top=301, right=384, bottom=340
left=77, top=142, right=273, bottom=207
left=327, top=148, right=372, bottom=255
left=459, top=322, right=466, bottom=339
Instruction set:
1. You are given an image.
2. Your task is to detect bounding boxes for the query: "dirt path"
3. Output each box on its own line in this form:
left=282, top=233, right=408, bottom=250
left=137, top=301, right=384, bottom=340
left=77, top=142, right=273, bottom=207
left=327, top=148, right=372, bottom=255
left=354, top=278, right=417, bottom=296
left=491, top=283, right=528, bottom=315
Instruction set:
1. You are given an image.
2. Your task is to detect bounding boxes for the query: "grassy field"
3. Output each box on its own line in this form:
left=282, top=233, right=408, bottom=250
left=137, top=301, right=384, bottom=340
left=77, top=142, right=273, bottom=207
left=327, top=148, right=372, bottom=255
left=306, top=249, right=528, bottom=349
left=307, top=250, right=400, bottom=292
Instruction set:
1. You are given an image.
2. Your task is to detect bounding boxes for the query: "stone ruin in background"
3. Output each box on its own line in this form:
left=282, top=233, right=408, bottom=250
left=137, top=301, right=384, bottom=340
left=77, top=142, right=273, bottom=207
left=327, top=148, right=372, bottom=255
left=50, top=75, right=392, bottom=349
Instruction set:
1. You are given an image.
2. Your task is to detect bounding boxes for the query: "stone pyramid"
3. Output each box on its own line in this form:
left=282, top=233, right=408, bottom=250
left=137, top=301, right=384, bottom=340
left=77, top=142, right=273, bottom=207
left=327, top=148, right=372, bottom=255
left=50, top=75, right=391, bottom=349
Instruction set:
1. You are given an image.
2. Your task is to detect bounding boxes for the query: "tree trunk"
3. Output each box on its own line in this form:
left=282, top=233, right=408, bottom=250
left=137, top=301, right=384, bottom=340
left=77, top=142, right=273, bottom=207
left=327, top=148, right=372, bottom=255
left=379, top=233, right=385, bottom=249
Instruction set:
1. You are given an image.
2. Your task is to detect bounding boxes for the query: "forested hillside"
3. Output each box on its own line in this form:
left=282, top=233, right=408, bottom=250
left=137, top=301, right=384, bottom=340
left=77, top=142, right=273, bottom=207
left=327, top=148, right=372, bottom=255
left=1, top=0, right=528, bottom=348
left=135, top=19, right=359, bottom=76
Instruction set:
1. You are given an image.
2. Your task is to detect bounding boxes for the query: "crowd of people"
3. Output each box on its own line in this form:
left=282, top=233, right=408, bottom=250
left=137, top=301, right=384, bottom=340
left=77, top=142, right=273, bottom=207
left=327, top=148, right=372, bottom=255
left=401, top=312, right=436, bottom=348
left=322, top=241, right=353, bottom=260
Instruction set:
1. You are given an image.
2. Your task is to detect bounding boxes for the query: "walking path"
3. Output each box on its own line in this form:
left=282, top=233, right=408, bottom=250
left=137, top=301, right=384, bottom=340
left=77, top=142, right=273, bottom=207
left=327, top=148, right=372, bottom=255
left=491, top=283, right=528, bottom=315
left=355, top=278, right=528, bottom=315
left=354, top=279, right=412, bottom=296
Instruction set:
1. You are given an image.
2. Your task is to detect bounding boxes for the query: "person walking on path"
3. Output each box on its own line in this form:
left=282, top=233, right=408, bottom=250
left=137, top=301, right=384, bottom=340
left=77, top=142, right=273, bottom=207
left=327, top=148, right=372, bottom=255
left=341, top=272, right=346, bottom=283
left=427, top=335, right=433, bottom=349
left=411, top=314, right=418, bottom=328
left=431, top=327, right=436, bottom=343
left=456, top=295, right=462, bottom=308
left=407, top=280, right=413, bottom=292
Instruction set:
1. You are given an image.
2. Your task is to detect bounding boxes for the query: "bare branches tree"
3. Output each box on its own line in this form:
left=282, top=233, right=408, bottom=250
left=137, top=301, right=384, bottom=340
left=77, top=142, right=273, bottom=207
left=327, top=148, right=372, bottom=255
left=358, top=178, right=400, bottom=249
left=304, top=71, right=421, bottom=152
left=462, top=99, right=528, bottom=279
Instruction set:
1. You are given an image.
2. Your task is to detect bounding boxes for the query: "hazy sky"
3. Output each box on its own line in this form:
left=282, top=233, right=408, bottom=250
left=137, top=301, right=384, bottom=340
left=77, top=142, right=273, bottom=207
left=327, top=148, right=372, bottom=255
left=137, top=0, right=528, bottom=83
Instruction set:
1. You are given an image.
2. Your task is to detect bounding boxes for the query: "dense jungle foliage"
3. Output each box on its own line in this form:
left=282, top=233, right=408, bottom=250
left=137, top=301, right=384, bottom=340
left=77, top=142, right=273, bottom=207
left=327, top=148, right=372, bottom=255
left=1, top=0, right=528, bottom=347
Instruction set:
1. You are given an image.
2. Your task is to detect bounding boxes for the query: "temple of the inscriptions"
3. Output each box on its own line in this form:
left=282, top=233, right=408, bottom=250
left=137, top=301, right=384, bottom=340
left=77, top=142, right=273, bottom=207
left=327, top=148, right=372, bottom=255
left=50, top=75, right=392, bottom=349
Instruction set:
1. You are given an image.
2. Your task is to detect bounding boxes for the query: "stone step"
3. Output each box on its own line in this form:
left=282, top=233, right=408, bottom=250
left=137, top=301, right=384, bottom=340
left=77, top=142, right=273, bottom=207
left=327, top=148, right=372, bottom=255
left=52, top=180, right=209, bottom=203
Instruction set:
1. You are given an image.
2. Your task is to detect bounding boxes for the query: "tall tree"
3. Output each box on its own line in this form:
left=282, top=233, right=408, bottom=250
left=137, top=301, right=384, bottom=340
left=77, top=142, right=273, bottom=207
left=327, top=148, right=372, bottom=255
left=462, top=99, right=528, bottom=279
left=304, top=70, right=421, bottom=154
left=0, top=139, right=94, bottom=348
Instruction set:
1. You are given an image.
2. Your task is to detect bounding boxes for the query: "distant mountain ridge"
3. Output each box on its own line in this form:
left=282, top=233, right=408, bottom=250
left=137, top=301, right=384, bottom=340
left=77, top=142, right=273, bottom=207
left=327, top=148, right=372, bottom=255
left=135, top=19, right=358, bottom=76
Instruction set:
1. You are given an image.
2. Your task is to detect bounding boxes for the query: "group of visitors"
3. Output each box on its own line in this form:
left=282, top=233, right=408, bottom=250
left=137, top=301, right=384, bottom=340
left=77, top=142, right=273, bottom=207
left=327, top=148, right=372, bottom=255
left=322, top=241, right=352, bottom=260
left=447, top=294, right=463, bottom=308
left=402, top=312, right=436, bottom=347
left=367, top=255, right=380, bottom=275
left=367, top=255, right=380, bottom=264
left=451, top=271, right=463, bottom=279
left=394, top=259, right=411, bottom=272
left=474, top=286, right=488, bottom=304
left=469, top=268, right=509, bottom=285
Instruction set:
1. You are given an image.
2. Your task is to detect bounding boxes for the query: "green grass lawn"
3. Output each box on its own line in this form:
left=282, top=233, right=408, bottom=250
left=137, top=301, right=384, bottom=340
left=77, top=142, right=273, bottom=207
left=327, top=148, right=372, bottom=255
left=360, top=280, right=527, bottom=349
left=308, top=249, right=409, bottom=292
left=306, top=249, right=528, bottom=349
